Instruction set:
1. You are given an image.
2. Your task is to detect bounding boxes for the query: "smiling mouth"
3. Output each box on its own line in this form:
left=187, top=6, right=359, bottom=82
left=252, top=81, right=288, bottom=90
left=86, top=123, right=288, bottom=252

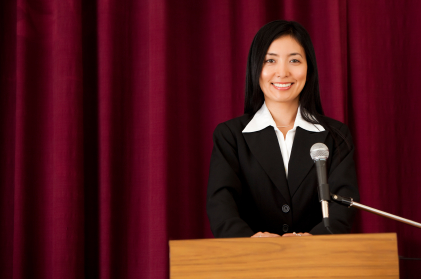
left=272, top=83, right=293, bottom=89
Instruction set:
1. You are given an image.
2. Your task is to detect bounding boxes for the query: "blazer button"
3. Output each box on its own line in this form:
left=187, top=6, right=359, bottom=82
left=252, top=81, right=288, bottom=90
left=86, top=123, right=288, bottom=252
left=282, top=204, right=290, bottom=213
left=283, top=224, right=289, bottom=232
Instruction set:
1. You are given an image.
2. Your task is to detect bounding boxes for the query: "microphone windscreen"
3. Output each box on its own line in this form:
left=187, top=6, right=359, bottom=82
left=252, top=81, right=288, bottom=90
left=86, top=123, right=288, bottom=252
left=310, top=143, right=329, bottom=161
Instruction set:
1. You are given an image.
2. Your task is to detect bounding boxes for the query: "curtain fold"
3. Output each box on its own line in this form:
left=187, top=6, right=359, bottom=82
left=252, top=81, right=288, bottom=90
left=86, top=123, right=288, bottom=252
left=7, top=0, right=85, bottom=278
left=347, top=0, right=421, bottom=269
left=0, top=1, right=17, bottom=278
left=1, top=0, right=420, bottom=278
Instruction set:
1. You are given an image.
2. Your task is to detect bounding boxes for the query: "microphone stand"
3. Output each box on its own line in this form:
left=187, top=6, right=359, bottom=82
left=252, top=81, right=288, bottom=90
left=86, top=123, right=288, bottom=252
left=331, top=193, right=421, bottom=229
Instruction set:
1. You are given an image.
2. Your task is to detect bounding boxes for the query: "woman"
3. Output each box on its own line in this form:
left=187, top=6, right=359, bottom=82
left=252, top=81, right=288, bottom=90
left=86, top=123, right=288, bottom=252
left=207, top=20, right=359, bottom=238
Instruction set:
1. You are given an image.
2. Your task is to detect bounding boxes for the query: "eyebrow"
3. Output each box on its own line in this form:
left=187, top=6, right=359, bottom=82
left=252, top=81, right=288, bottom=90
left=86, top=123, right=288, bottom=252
left=266, top=52, right=303, bottom=57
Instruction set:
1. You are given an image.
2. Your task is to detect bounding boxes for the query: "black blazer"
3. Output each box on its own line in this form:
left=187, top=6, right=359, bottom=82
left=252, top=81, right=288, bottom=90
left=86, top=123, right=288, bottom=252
left=207, top=114, right=359, bottom=238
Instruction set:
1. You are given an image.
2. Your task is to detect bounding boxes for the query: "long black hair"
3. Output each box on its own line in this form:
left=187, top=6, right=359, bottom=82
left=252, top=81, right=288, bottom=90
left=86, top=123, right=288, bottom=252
left=244, top=20, right=347, bottom=145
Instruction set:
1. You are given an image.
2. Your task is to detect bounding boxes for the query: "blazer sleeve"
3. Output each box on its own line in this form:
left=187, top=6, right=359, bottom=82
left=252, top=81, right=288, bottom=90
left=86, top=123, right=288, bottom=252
left=207, top=122, right=255, bottom=238
left=310, top=123, right=360, bottom=234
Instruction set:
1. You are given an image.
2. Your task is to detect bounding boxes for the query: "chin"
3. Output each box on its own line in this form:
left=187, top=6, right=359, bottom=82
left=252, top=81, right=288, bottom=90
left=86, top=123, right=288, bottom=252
left=271, top=96, right=298, bottom=104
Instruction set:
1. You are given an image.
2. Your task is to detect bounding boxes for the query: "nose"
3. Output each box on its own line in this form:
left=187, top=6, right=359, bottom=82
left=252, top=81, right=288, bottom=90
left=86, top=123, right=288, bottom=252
left=276, top=61, right=289, bottom=78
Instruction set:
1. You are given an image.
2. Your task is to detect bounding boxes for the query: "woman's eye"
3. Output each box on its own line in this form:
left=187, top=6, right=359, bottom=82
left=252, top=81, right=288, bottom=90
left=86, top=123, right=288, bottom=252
left=290, top=59, right=300, bottom=63
left=265, top=59, right=275, bottom=63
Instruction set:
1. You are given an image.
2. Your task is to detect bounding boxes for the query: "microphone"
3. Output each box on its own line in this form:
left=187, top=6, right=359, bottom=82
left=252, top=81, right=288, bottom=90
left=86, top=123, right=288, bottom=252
left=310, top=143, right=333, bottom=234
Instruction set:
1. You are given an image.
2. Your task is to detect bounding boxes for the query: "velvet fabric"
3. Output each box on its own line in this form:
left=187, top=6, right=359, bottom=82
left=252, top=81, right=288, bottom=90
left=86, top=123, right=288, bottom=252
left=1, top=0, right=420, bottom=278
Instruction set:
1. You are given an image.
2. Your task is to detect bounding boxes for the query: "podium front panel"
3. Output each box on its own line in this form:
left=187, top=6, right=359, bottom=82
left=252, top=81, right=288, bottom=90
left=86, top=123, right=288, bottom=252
left=169, top=233, right=399, bottom=278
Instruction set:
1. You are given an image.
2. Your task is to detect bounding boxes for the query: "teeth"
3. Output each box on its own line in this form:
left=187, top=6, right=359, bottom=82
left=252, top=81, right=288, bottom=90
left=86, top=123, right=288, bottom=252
left=273, top=83, right=291, bottom=88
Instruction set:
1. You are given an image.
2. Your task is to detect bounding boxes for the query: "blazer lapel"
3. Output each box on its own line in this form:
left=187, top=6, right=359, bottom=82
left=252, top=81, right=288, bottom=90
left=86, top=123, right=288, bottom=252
left=288, top=127, right=328, bottom=197
left=243, top=127, right=291, bottom=204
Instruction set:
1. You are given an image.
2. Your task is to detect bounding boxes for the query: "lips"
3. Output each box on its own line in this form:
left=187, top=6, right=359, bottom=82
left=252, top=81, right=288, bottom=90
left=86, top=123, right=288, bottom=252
left=272, top=82, right=293, bottom=90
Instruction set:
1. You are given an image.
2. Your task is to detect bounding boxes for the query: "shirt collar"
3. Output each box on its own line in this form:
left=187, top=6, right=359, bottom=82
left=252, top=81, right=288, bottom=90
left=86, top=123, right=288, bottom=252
left=242, top=102, right=325, bottom=133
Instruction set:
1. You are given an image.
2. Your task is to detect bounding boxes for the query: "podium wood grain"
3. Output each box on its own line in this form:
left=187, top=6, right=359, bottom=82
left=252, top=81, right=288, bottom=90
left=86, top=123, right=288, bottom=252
left=169, top=233, right=399, bottom=278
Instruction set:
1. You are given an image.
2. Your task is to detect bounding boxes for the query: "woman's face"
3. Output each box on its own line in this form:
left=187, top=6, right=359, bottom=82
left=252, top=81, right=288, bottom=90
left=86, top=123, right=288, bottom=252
left=259, top=35, right=307, bottom=106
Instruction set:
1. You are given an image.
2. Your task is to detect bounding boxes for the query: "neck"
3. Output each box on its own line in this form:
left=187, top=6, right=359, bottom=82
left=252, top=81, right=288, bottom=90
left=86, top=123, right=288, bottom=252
left=265, top=100, right=299, bottom=127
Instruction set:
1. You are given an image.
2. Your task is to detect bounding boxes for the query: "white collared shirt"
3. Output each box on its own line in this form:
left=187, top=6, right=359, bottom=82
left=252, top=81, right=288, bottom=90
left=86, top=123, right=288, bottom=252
left=242, top=102, right=324, bottom=178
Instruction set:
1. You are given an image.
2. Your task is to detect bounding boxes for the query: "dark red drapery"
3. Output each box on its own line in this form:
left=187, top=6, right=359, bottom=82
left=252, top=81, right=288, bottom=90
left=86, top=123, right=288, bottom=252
left=1, top=0, right=420, bottom=278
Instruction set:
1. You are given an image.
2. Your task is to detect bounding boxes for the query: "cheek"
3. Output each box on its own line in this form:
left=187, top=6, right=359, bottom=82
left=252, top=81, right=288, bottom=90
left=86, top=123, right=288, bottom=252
left=260, top=68, right=272, bottom=82
left=297, top=69, right=307, bottom=82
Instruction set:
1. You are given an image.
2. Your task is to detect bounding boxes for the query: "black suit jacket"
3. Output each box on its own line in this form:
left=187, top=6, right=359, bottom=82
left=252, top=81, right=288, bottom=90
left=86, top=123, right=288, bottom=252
left=207, top=114, right=359, bottom=238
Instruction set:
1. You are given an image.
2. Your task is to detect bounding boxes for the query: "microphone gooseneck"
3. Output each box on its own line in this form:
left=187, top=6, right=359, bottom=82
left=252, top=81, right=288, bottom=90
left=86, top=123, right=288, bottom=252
left=310, top=143, right=333, bottom=234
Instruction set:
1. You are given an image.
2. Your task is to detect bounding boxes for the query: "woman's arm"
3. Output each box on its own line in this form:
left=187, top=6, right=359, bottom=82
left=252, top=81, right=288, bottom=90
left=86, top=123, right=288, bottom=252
left=207, top=122, right=255, bottom=238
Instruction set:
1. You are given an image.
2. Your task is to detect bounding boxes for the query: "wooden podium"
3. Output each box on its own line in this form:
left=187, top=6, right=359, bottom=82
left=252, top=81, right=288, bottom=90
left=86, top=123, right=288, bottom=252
left=169, top=233, right=399, bottom=278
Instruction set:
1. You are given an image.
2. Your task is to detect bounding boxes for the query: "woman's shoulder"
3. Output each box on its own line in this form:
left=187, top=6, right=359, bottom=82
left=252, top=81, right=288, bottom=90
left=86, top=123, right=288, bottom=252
left=212, top=114, right=254, bottom=139
left=323, top=116, right=351, bottom=133
left=321, top=116, right=354, bottom=147
left=215, top=114, right=253, bottom=131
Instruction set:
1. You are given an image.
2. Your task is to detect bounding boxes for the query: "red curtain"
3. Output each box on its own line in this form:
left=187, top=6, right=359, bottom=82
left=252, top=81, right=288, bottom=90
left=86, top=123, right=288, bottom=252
left=1, top=0, right=420, bottom=278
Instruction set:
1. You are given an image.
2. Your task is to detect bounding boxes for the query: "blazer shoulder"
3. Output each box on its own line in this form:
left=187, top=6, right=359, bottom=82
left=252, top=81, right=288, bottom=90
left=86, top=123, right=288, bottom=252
left=214, top=114, right=253, bottom=135
left=324, top=116, right=351, bottom=134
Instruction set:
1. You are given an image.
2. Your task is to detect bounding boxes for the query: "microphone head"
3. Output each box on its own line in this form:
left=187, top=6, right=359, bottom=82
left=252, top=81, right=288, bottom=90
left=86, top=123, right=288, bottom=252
left=310, top=143, right=329, bottom=161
